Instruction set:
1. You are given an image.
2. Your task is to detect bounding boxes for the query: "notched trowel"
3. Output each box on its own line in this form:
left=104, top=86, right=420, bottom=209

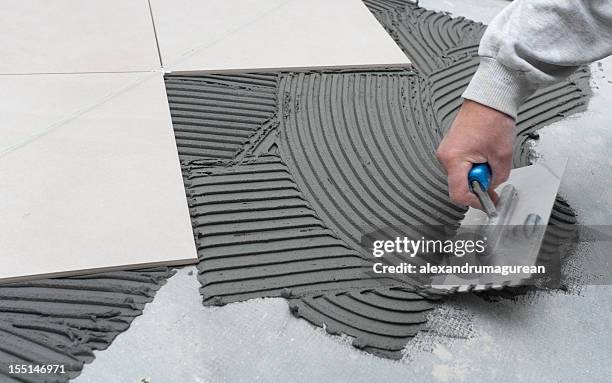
left=429, top=158, right=567, bottom=293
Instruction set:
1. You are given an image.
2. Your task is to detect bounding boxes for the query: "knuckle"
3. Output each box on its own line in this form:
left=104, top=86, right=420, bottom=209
left=436, top=147, right=448, bottom=162
left=436, top=147, right=459, bottom=165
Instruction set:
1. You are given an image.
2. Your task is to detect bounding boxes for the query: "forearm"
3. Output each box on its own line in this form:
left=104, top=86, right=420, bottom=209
left=463, top=0, right=612, bottom=119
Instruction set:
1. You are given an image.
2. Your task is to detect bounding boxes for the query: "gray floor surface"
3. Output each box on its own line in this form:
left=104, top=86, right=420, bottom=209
left=75, top=1, right=612, bottom=382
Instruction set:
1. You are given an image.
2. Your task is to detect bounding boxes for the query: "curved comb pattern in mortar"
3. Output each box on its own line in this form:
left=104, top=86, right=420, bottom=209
left=288, top=287, right=438, bottom=359
left=172, top=0, right=590, bottom=360
left=183, top=155, right=401, bottom=306
left=279, top=71, right=466, bottom=254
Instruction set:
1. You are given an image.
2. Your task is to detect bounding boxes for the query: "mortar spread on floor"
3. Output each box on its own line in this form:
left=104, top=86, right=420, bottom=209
left=172, top=1, right=589, bottom=359
left=0, top=268, right=173, bottom=382
left=0, top=1, right=591, bottom=380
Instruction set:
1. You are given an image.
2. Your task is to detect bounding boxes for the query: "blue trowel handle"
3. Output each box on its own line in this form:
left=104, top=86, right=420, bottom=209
left=468, top=163, right=497, bottom=217
left=468, top=163, right=492, bottom=191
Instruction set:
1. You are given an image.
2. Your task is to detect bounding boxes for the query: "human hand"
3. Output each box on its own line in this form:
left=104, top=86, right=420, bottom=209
left=436, top=100, right=516, bottom=209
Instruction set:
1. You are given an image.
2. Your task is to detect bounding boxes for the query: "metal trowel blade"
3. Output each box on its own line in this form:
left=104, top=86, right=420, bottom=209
left=429, top=158, right=567, bottom=293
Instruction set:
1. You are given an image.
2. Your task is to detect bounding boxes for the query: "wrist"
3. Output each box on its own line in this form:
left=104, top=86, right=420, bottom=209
left=461, top=99, right=515, bottom=124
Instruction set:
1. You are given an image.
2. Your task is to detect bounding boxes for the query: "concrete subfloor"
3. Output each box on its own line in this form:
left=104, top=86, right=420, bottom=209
left=75, top=1, right=612, bottom=382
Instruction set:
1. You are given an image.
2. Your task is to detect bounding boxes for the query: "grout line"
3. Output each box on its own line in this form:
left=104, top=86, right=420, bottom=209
left=0, top=71, right=163, bottom=159
left=147, top=0, right=164, bottom=69
left=165, top=63, right=412, bottom=76
left=165, top=0, right=294, bottom=71
left=0, top=70, right=160, bottom=76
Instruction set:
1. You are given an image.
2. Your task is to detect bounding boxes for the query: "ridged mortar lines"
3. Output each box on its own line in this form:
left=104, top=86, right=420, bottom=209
left=366, top=0, right=591, bottom=169
left=288, top=286, right=436, bottom=359
left=539, top=197, right=578, bottom=259
left=279, top=71, right=466, bottom=255
left=513, top=67, right=591, bottom=166
left=366, top=3, right=485, bottom=75
left=165, top=73, right=278, bottom=161
left=0, top=268, right=174, bottom=382
left=167, top=0, right=591, bottom=361
left=362, top=0, right=411, bottom=13
left=0, top=1, right=591, bottom=376
left=184, top=155, right=402, bottom=306
left=426, top=60, right=591, bottom=149
left=427, top=57, right=480, bottom=130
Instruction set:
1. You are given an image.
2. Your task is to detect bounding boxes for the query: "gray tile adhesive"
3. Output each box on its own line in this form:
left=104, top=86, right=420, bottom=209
left=0, top=1, right=591, bottom=381
left=171, top=0, right=589, bottom=360
left=0, top=268, right=173, bottom=382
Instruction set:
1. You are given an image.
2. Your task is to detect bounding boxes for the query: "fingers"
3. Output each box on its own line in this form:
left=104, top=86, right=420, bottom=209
left=445, top=161, right=479, bottom=207
left=439, top=159, right=500, bottom=210
left=435, top=100, right=516, bottom=211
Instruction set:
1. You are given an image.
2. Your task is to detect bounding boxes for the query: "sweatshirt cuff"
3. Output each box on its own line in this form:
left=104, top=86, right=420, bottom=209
left=462, top=57, right=534, bottom=119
